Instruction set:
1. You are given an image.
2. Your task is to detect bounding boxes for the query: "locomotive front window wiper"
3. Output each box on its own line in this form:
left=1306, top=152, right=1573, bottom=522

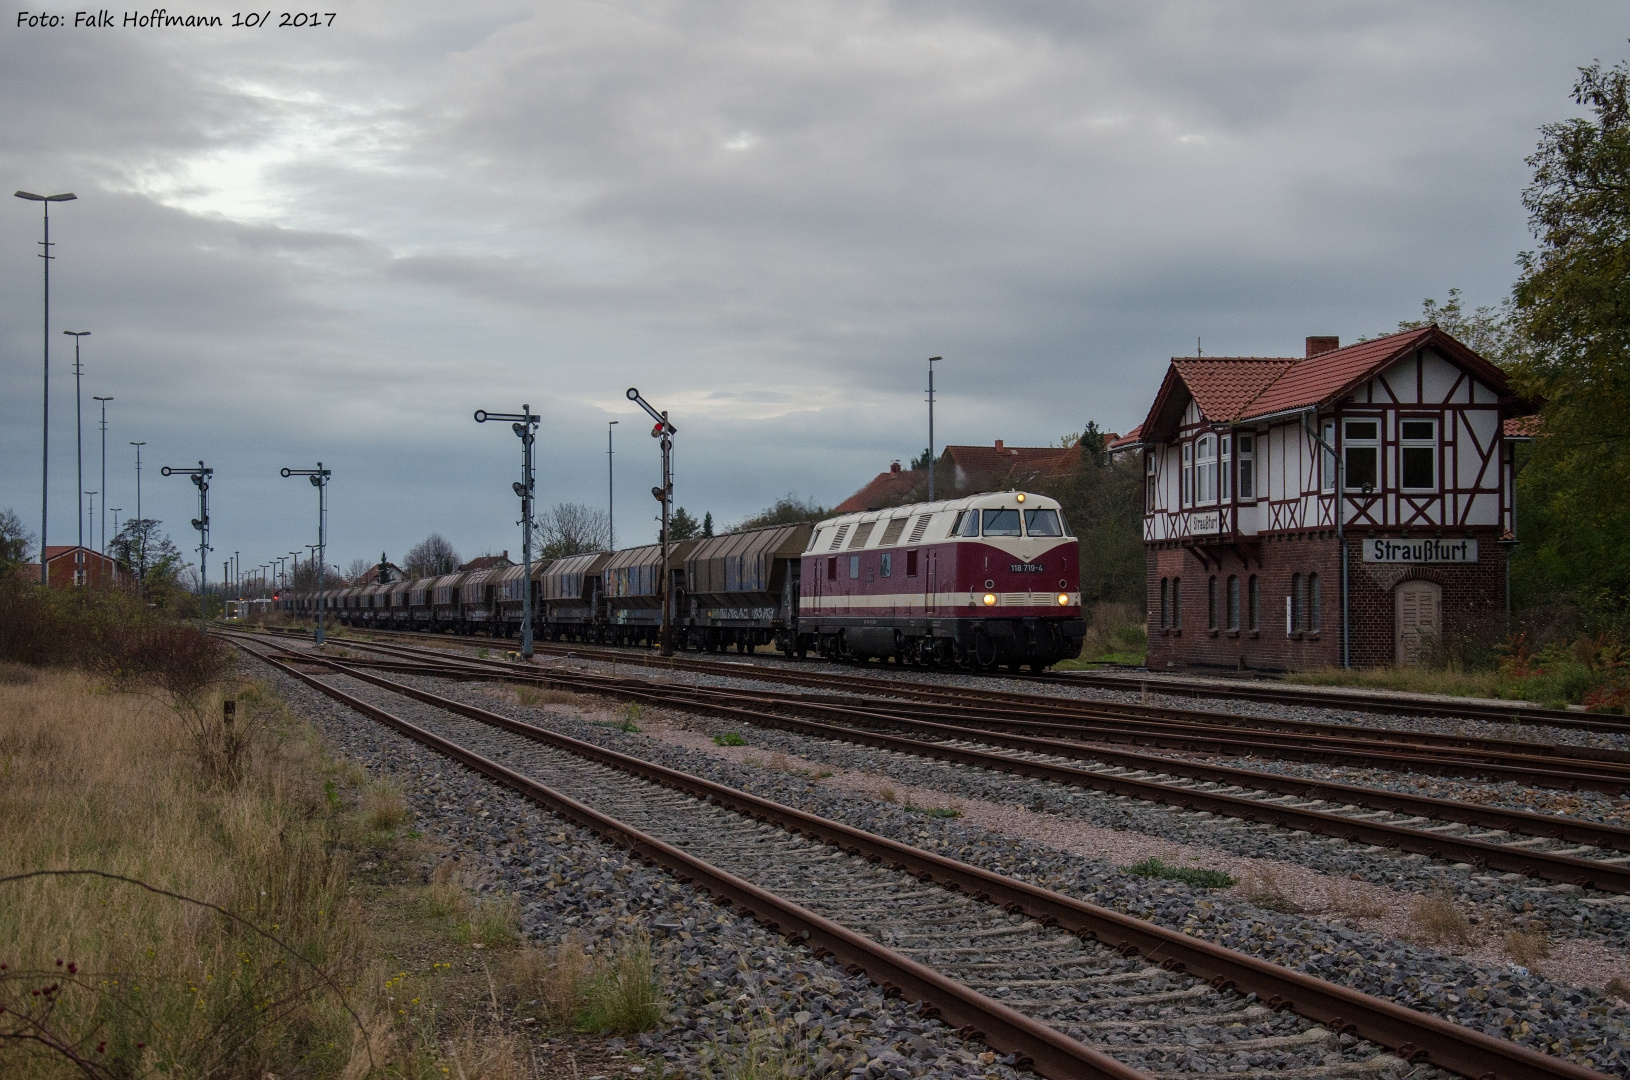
left=1023, top=509, right=1063, bottom=537
left=982, top=509, right=1022, bottom=536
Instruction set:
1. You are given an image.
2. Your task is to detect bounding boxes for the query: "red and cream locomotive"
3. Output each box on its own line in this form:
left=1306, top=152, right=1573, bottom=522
left=797, top=491, right=1085, bottom=670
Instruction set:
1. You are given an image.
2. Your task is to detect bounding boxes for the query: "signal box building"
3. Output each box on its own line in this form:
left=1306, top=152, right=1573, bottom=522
left=1119, top=327, right=1535, bottom=670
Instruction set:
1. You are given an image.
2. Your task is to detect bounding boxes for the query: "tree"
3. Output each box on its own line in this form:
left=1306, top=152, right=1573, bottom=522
left=734, top=494, right=831, bottom=531
left=668, top=507, right=701, bottom=542
left=1078, top=421, right=1107, bottom=464
left=0, top=509, right=33, bottom=574
left=109, top=518, right=182, bottom=585
left=1392, top=288, right=1517, bottom=364
left=1034, top=428, right=1145, bottom=606
left=404, top=533, right=460, bottom=577
left=701, top=511, right=714, bottom=538
left=908, top=448, right=932, bottom=471
left=1509, top=58, right=1630, bottom=621
left=342, top=557, right=369, bottom=584
left=535, top=502, right=609, bottom=559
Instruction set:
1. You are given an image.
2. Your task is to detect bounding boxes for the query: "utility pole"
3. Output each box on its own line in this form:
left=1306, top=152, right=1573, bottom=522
left=85, top=491, right=96, bottom=575
left=15, top=190, right=76, bottom=585
left=130, top=442, right=145, bottom=586
left=65, top=331, right=89, bottom=583
left=93, top=396, right=112, bottom=552
left=927, top=356, right=940, bottom=502
left=160, top=461, right=213, bottom=625
left=626, top=388, right=676, bottom=655
left=474, top=406, right=540, bottom=659
left=282, top=464, right=331, bottom=644
left=608, top=419, right=618, bottom=550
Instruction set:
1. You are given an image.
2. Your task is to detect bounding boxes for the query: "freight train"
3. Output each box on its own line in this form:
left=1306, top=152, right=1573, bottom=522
left=278, top=491, right=1085, bottom=669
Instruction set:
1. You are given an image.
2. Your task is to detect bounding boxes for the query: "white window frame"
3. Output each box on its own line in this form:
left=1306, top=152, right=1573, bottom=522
left=1237, top=434, right=1255, bottom=501
left=1195, top=434, right=1217, bottom=504
left=1342, top=417, right=1381, bottom=493
left=1321, top=420, right=1337, bottom=492
left=1145, top=451, right=1157, bottom=510
left=1219, top=434, right=1232, bottom=502
left=1399, top=416, right=1439, bottom=492
left=1181, top=442, right=1194, bottom=507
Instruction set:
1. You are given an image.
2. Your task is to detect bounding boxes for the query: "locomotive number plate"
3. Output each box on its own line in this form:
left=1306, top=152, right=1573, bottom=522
left=1009, top=563, right=1045, bottom=573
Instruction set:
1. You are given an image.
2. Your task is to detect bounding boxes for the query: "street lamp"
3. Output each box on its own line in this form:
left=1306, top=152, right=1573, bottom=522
left=626, top=387, right=677, bottom=656
left=282, top=464, right=331, bottom=644
left=608, top=420, right=618, bottom=551
left=474, top=405, right=540, bottom=659
left=15, top=190, right=76, bottom=585
left=130, top=442, right=145, bottom=585
left=160, top=461, right=213, bottom=623
left=84, top=491, right=96, bottom=577
left=93, top=396, right=112, bottom=552
left=64, top=331, right=90, bottom=583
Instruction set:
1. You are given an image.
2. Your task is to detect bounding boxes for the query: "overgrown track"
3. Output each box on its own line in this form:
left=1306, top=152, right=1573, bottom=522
left=261, top=620, right=1628, bottom=734
left=249, top=631, right=1630, bottom=894
left=227, top=632, right=1612, bottom=1080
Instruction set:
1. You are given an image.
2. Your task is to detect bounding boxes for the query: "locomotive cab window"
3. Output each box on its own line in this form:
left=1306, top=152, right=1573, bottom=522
left=1023, top=509, right=1063, bottom=536
left=954, top=511, right=980, bottom=538
left=982, top=509, right=1021, bottom=536
left=1400, top=418, right=1437, bottom=490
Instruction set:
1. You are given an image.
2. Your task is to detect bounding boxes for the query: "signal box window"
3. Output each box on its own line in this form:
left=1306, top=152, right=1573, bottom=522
left=1145, top=453, right=1156, bottom=510
left=1400, top=418, right=1438, bottom=490
left=1237, top=435, right=1255, bottom=500
left=906, top=550, right=918, bottom=577
left=982, top=509, right=1021, bottom=536
left=1343, top=419, right=1379, bottom=491
left=848, top=555, right=860, bottom=580
left=1023, top=509, right=1062, bottom=536
left=1195, top=434, right=1218, bottom=504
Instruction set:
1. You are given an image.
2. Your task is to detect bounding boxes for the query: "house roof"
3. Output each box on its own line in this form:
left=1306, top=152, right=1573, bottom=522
left=834, top=466, right=924, bottom=514
left=1504, top=415, right=1542, bottom=439
left=940, top=442, right=1079, bottom=482
left=1140, top=327, right=1535, bottom=442
left=457, top=552, right=512, bottom=573
left=1107, top=425, right=1142, bottom=450
left=41, top=545, right=123, bottom=565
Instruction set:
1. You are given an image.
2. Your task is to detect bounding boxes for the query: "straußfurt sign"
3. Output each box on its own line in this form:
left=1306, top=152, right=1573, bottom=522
left=1362, top=538, right=1478, bottom=564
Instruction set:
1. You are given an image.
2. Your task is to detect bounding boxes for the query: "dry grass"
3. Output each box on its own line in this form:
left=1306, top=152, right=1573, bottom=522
left=0, top=668, right=366, bottom=1078
left=502, top=931, right=661, bottom=1036
left=1606, top=976, right=1630, bottom=1003
left=514, top=685, right=589, bottom=709
left=1408, top=893, right=1474, bottom=946
left=1323, top=880, right=1389, bottom=919
left=1505, top=928, right=1552, bottom=969
left=363, top=779, right=411, bottom=834
left=1237, top=866, right=1304, bottom=913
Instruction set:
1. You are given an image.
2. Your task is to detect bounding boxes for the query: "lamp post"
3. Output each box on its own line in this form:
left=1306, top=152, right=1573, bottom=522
left=109, top=508, right=121, bottom=545
left=282, top=464, right=331, bottom=644
left=474, top=405, right=540, bottom=659
left=926, top=356, right=940, bottom=502
left=130, top=442, right=145, bottom=585
left=15, top=190, right=76, bottom=585
left=608, top=419, right=618, bottom=550
left=84, top=492, right=96, bottom=577
left=160, top=461, right=213, bottom=624
left=93, top=396, right=112, bottom=552
left=65, top=331, right=90, bottom=583
left=626, top=388, right=676, bottom=655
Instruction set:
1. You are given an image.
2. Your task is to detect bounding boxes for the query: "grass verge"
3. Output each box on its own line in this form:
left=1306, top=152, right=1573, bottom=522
left=1123, top=857, right=1235, bottom=889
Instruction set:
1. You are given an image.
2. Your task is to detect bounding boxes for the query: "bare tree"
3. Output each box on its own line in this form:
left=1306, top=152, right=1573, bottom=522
left=343, top=557, right=369, bottom=584
left=535, top=502, right=609, bottom=558
left=404, top=533, right=460, bottom=578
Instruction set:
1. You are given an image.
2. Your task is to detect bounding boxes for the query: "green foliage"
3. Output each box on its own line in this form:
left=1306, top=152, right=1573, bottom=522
left=108, top=516, right=184, bottom=591
left=735, top=493, right=831, bottom=531
left=1124, top=857, right=1236, bottom=889
left=669, top=507, right=702, bottom=542
left=702, top=511, right=715, bottom=537
left=1037, top=440, right=1146, bottom=606
left=1509, top=59, right=1630, bottom=626
left=0, top=508, right=32, bottom=573
left=713, top=732, right=748, bottom=746
left=576, top=932, right=662, bottom=1034
left=908, top=447, right=932, bottom=471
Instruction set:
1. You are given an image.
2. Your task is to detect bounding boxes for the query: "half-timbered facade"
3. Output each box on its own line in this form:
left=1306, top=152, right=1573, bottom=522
left=1122, top=327, right=1535, bottom=670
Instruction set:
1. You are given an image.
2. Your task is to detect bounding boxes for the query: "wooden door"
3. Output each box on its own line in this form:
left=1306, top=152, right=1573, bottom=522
left=1395, top=580, right=1441, bottom=666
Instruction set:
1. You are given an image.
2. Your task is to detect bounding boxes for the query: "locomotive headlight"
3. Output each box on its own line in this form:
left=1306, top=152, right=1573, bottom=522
left=1057, top=592, right=1070, bottom=606
left=982, top=593, right=997, bottom=607
left=1015, top=493, right=1025, bottom=503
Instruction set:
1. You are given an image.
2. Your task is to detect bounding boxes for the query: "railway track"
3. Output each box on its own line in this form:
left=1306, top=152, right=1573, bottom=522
left=228, top=632, right=1613, bottom=1080
left=255, top=632, right=1630, bottom=894
left=263, top=620, right=1629, bottom=735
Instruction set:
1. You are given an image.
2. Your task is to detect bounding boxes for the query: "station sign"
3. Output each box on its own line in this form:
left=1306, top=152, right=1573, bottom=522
left=1362, top=538, right=1478, bottom=564
left=1188, top=511, right=1221, bottom=535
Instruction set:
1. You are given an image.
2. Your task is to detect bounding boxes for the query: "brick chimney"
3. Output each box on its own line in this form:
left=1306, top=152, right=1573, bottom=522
left=994, top=439, right=1005, bottom=452
left=890, top=461, right=901, bottom=474
left=1306, top=336, right=1340, bottom=358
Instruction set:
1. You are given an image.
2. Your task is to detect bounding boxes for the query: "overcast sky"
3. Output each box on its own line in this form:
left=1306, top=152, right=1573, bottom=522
left=2, top=2, right=1623, bottom=577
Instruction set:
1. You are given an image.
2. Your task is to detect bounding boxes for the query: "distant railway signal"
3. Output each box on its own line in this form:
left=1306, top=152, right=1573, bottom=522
left=626, top=388, right=676, bottom=656
left=281, top=463, right=331, bottom=644
left=475, top=404, right=540, bottom=659
left=160, top=461, right=212, bottom=624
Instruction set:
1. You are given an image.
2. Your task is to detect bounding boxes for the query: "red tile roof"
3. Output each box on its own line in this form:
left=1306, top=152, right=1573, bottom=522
left=1140, top=327, right=1534, bottom=441
left=941, top=443, right=1078, bottom=483
left=457, top=552, right=512, bottom=572
left=834, top=467, right=924, bottom=513
left=1107, top=425, right=1142, bottom=450
left=1504, top=415, right=1541, bottom=438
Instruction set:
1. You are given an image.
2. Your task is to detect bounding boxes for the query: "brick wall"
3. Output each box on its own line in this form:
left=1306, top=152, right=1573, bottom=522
left=1144, top=530, right=1506, bottom=671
